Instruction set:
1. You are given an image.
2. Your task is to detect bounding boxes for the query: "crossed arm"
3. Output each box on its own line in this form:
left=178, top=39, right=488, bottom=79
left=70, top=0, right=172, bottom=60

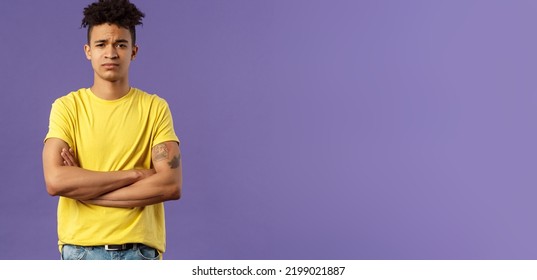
left=42, top=138, right=182, bottom=208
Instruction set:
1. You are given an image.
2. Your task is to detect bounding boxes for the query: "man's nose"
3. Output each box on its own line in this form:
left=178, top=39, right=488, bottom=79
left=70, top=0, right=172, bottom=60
left=105, top=45, right=118, bottom=59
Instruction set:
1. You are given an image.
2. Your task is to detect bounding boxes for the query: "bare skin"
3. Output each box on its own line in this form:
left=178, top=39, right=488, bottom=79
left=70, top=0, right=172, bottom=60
left=82, top=141, right=181, bottom=207
left=43, top=138, right=181, bottom=207
left=52, top=142, right=182, bottom=207
left=83, top=23, right=138, bottom=100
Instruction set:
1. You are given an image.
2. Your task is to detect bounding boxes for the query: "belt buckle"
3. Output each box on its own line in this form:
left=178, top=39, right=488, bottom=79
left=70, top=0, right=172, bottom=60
left=105, top=244, right=126, bottom=251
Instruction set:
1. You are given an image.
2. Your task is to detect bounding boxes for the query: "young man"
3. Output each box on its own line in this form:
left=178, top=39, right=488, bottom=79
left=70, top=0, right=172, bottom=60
left=42, top=0, right=182, bottom=260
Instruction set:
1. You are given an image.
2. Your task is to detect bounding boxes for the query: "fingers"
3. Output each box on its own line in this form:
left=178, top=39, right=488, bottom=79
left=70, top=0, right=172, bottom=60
left=61, top=148, right=79, bottom=166
left=141, top=169, right=156, bottom=179
left=133, top=169, right=157, bottom=180
left=60, top=149, right=73, bottom=166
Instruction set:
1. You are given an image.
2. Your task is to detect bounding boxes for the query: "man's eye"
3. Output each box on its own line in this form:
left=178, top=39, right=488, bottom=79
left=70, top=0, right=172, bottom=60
left=95, top=44, right=104, bottom=47
left=116, top=44, right=127, bottom=48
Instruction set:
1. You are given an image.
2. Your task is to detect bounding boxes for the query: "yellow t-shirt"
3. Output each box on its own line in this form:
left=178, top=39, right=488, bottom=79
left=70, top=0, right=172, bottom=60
left=44, top=87, right=179, bottom=253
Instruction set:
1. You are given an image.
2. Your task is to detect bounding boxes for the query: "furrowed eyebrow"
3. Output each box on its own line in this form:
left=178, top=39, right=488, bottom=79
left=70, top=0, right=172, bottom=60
left=93, top=39, right=130, bottom=44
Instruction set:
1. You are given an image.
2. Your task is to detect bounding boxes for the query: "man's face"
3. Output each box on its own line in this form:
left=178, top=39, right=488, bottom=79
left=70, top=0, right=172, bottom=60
left=84, top=23, right=138, bottom=83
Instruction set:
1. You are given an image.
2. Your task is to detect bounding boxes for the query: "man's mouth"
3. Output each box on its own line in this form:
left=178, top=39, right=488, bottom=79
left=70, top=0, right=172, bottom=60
left=102, top=63, right=119, bottom=69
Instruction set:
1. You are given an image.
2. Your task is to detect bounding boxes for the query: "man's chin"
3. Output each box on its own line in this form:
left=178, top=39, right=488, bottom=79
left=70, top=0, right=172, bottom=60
left=97, top=74, right=123, bottom=83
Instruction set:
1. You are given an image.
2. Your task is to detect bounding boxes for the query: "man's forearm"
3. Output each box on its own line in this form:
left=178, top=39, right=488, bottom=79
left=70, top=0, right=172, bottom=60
left=43, top=138, right=155, bottom=200
left=45, top=166, right=152, bottom=200
left=84, top=196, right=164, bottom=208
left=83, top=170, right=181, bottom=208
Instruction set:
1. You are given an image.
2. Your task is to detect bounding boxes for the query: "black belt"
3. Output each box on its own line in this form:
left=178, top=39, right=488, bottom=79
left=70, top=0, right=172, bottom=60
left=104, top=243, right=139, bottom=251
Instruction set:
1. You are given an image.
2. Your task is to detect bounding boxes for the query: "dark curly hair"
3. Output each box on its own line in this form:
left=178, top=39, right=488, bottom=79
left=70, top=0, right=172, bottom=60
left=81, top=0, right=145, bottom=45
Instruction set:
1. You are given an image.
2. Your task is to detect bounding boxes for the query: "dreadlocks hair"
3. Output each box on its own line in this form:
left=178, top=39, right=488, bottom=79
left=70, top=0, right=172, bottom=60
left=81, top=0, right=145, bottom=45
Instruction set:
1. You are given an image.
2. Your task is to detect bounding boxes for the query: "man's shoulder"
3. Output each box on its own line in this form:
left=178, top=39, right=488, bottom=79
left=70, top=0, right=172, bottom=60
left=52, top=88, right=89, bottom=107
left=132, top=88, right=170, bottom=106
left=54, top=88, right=88, bottom=102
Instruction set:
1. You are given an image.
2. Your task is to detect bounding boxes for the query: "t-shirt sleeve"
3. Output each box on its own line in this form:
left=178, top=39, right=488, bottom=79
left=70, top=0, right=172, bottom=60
left=44, top=98, right=75, bottom=148
left=152, top=98, right=179, bottom=147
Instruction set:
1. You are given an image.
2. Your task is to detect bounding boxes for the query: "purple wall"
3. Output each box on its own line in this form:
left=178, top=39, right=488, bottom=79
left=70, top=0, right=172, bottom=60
left=1, top=0, right=537, bottom=260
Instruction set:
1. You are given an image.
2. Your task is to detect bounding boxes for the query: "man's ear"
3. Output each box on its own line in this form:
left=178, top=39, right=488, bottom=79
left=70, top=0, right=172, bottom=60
left=84, top=44, right=91, bottom=60
left=131, top=45, right=139, bottom=60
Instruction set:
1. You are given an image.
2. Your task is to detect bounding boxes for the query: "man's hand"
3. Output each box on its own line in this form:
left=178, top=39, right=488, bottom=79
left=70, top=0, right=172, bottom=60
left=133, top=168, right=157, bottom=180
left=43, top=138, right=153, bottom=200
left=82, top=141, right=181, bottom=208
left=61, top=148, right=79, bottom=167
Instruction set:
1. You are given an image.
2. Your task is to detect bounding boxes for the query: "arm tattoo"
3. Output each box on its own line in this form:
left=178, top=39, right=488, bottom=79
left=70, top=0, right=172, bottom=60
left=152, top=143, right=169, bottom=162
left=168, top=155, right=181, bottom=169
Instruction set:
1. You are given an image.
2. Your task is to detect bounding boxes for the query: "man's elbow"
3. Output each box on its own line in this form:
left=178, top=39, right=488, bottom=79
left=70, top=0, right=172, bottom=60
left=46, top=186, right=57, bottom=196
left=45, top=176, right=77, bottom=200
left=170, top=191, right=181, bottom=201
left=166, top=182, right=181, bottom=201
left=45, top=179, right=62, bottom=196
left=43, top=166, right=66, bottom=196
left=170, top=185, right=181, bottom=200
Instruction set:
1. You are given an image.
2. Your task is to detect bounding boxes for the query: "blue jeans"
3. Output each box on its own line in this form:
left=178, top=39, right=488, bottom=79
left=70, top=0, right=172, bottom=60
left=61, top=244, right=161, bottom=260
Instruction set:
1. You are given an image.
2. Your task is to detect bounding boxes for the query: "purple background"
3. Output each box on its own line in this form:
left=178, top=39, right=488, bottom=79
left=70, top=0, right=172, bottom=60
left=1, top=0, right=537, bottom=260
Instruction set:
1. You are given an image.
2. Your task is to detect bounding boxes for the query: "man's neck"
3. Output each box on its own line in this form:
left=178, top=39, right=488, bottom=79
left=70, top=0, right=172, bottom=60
left=90, top=79, right=131, bottom=100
